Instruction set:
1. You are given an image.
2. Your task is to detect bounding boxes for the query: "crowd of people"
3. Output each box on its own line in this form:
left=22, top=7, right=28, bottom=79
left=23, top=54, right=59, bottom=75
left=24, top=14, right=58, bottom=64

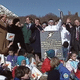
left=0, top=14, right=80, bottom=80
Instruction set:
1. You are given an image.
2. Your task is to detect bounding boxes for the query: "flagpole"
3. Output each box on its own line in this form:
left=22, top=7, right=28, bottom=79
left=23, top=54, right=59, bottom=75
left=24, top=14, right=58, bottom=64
left=58, top=9, right=63, bottom=22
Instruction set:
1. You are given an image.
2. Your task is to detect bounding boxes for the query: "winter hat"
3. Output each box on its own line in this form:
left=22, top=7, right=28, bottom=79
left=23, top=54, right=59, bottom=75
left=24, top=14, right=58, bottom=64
left=17, top=56, right=26, bottom=66
left=13, top=18, right=20, bottom=25
left=46, top=49, right=55, bottom=58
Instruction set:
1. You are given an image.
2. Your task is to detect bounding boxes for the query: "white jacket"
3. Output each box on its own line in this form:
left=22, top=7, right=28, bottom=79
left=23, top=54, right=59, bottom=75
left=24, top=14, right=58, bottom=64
left=66, top=59, right=79, bottom=73
left=44, top=19, right=62, bottom=31
left=61, top=26, right=71, bottom=45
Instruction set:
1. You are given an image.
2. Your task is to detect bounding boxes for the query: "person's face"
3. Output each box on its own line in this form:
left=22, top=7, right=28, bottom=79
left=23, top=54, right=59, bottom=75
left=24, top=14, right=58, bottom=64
left=26, top=17, right=30, bottom=24
left=66, top=18, right=71, bottom=23
left=71, top=54, right=77, bottom=61
left=75, top=20, right=80, bottom=26
left=8, top=19, right=13, bottom=25
left=42, top=24, right=46, bottom=28
left=48, top=22, right=54, bottom=26
left=9, top=51, right=13, bottom=56
left=55, top=22, right=58, bottom=25
left=35, top=19, right=40, bottom=25
left=21, top=60, right=26, bottom=66
left=62, top=24, right=66, bottom=27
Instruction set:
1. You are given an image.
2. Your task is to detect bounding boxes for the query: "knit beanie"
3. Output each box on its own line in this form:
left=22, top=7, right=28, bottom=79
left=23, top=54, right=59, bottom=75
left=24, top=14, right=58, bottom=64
left=46, top=49, right=55, bottom=58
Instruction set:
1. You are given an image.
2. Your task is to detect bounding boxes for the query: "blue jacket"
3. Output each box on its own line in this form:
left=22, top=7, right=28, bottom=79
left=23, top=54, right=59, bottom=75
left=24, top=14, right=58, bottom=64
left=14, top=77, right=20, bottom=80
left=57, top=63, right=70, bottom=80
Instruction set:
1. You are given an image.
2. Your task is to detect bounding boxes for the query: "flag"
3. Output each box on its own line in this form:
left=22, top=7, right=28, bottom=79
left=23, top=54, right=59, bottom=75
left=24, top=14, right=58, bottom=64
left=31, top=67, right=42, bottom=80
left=6, top=33, right=15, bottom=41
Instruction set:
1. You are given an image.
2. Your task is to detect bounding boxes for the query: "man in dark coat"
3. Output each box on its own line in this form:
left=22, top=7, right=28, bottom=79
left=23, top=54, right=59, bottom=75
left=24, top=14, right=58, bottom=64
left=70, top=19, right=80, bottom=56
left=30, top=18, right=43, bottom=58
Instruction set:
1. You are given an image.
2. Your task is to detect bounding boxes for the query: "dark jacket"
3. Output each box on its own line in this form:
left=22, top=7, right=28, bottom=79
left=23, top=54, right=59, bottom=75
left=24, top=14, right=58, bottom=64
left=66, top=23, right=73, bottom=33
left=8, top=24, right=25, bottom=52
left=47, top=69, right=60, bottom=80
left=70, top=26, right=80, bottom=53
left=30, top=24, right=43, bottom=53
left=70, top=26, right=76, bottom=46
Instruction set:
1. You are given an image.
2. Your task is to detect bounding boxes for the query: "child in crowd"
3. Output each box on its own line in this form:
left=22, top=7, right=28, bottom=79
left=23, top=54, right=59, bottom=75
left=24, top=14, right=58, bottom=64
left=21, top=60, right=26, bottom=66
left=7, top=47, right=18, bottom=67
left=50, top=57, right=70, bottom=80
left=12, top=49, right=30, bottom=78
left=12, top=60, right=26, bottom=78
left=62, top=41, right=69, bottom=61
left=41, top=49, right=55, bottom=73
left=0, top=56, right=13, bottom=80
left=66, top=51, right=79, bottom=73
left=17, top=49, right=29, bottom=66
left=0, top=57, right=11, bottom=73
left=25, top=46, right=39, bottom=67
left=14, top=66, right=30, bottom=80
left=22, top=49, right=30, bottom=65
left=47, top=57, right=60, bottom=80
left=26, top=46, right=34, bottom=60
left=75, top=62, right=80, bottom=79
left=27, top=46, right=41, bottom=66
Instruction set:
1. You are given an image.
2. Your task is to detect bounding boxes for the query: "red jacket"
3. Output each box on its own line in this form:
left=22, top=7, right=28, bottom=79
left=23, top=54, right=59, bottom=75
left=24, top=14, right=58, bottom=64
left=75, top=69, right=80, bottom=79
left=12, top=66, right=18, bottom=78
left=41, top=58, right=51, bottom=73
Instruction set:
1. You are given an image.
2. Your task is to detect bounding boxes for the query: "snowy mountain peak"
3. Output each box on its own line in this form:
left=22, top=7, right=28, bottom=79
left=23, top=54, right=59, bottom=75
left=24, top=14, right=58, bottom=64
left=0, top=5, right=18, bottom=17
